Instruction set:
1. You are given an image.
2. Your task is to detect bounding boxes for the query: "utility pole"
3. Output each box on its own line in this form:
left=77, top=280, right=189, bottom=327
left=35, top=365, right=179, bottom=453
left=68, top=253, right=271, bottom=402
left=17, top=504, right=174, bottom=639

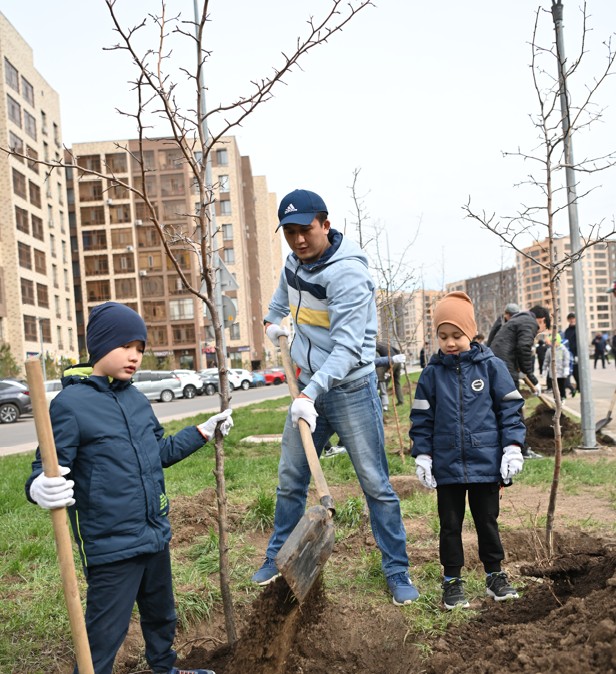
left=193, top=0, right=227, bottom=367
left=551, top=0, right=596, bottom=448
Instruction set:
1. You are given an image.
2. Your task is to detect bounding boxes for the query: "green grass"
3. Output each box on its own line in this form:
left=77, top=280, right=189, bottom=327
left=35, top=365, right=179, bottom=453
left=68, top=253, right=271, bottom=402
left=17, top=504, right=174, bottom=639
left=2, top=392, right=615, bottom=672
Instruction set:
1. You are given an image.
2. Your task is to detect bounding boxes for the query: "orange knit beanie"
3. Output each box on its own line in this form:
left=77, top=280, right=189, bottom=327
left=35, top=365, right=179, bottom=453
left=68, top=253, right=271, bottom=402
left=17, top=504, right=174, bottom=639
left=433, top=291, right=477, bottom=341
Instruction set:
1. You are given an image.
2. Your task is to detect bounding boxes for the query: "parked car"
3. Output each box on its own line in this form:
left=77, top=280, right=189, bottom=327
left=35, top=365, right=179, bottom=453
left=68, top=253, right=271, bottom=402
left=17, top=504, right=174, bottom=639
left=200, top=371, right=233, bottom=397
left=231, top=369, right=253, bottom=390
left=170, top=369, right=204, bottom=399
left=131, top=370, right=182, bottom=402
left=263, top=368, right=287, bottom=385
left=44, top=379, right=63, bottom=404
left=0, top=379, right=32, bottom=423
left=199, top=368, right=243, bottom=391
left=250, top=371, right=266, bottom=387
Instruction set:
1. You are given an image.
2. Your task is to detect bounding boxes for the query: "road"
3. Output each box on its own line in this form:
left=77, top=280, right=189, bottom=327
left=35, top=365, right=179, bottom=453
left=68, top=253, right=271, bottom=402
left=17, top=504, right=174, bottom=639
left=0, top=383, right=290, bottom=457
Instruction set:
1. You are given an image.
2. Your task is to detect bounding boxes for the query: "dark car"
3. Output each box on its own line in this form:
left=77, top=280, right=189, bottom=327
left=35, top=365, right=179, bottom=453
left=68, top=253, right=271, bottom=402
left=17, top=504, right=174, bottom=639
left=0, top=379, right=33, bottom=423
left=264, top=368, right=287, bottom=385
left=200, top=371, right=233, bottom=397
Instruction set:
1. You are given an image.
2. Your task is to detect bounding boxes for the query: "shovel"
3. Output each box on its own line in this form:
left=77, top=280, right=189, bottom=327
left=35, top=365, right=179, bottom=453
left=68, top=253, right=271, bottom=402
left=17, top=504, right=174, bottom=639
left=596, top=389, right=616, bottom=432
left=25, top=359, right=94, bottom=674
left=524, top=375, right=555, bottom=410
left=274, top=335, right=335, bottom=603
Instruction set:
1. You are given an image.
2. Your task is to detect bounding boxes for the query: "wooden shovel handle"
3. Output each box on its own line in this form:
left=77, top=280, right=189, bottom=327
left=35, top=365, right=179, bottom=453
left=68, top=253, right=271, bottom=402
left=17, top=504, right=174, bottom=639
left=278, top=336, right=334, bottom=512
left=25, top=359, right=94, bottom=674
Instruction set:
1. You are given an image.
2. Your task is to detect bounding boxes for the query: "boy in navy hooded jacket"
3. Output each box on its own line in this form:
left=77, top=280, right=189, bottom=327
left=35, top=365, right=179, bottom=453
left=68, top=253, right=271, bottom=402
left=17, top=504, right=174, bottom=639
left=410, top=292, right=526, bottom=610
left=26, top=302, right=231, bottom=674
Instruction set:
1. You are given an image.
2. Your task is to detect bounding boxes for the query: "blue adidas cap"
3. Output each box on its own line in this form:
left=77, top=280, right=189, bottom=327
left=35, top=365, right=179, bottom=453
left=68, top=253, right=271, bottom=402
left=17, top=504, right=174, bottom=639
left=276, top=189, right=328, bottom=231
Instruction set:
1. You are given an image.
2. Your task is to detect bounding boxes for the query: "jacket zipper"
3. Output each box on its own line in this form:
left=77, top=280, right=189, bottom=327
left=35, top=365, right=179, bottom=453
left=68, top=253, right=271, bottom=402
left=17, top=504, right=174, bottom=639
left=293, top=265, right=314, bottom=374
left=456, top=362, right=468, bottom=482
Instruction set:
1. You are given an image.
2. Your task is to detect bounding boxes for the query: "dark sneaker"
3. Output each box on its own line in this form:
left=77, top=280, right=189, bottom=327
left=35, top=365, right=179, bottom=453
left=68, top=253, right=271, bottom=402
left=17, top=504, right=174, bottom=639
left=386, top=572, right=420, bottom=605
left=321, top=445, right=347, bottom=459
left=251, top=558, right=280, bottom=585
left=168, top=668, right=215, bottom=674
left=486, top=572, right=519, bottom=601
left=442, top=577, right=470, bottom=610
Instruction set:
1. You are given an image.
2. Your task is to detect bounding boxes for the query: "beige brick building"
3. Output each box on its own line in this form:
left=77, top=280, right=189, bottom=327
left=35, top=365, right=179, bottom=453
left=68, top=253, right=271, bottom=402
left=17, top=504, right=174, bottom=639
left=68, top=136, right=281, bottom=369
left=517, top=237, right=616, bottom=338
left=0, top=13, right=76, bottom=366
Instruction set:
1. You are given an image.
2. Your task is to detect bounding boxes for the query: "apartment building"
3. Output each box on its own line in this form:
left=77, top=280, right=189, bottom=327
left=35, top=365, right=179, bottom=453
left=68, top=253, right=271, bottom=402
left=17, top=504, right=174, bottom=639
left=0, top=13, right=76, bottom=364
left=68, top=136, right=281, bottom=369
left=517, top=237, right=616, bottom=337
left=446, top=267, right=518, bottom=337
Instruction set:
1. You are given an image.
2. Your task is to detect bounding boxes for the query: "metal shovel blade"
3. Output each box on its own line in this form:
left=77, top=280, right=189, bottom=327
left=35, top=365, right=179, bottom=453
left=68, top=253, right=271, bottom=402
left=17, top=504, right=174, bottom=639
left=275, top=505, right=335, bottom=603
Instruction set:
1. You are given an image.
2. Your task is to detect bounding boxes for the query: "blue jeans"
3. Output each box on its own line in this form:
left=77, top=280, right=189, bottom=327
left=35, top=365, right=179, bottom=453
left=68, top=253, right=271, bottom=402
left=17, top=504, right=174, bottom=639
left=265, top=371, right=409, bottom=577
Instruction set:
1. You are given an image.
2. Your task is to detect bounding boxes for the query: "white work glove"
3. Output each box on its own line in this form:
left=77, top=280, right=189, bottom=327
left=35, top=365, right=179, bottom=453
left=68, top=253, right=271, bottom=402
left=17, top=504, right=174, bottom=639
left=415, top=454, right=437, bottom=489
left=534, top=383, right=542, bottom=397
left=265, top=323, right=289, bottom=348
left=392, top=354, right=406, bottom=364
left=30, top=466, right=75, bottom=509
left=197, top=408, right=234, bottom=441
left=291, top=396, right=318, bottom=433
left=500, top=445, right=524, bottom=483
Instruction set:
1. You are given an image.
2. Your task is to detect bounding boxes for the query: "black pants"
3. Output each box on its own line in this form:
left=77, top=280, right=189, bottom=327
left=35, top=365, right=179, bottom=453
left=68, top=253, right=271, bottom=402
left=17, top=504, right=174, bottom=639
left=594, top=353, right=606, bottom=368
left=437, top=483, right=504, bottom=578
left=76, top=545, right=177, bottom=674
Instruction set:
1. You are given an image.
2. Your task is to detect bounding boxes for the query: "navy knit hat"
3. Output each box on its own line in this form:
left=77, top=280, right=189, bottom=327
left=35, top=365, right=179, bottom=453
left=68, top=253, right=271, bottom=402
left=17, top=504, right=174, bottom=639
left=87, top=302, right=147, bottom=365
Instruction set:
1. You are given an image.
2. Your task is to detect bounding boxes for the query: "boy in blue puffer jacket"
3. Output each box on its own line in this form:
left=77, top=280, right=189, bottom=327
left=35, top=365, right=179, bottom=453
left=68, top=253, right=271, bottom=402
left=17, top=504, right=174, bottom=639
left=410, top=292, right=526, bottom=610
left=25, top=302, right=232, bottom=674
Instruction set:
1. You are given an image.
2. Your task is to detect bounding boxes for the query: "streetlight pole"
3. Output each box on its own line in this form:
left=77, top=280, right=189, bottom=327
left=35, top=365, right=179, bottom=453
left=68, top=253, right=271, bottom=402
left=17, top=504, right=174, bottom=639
left=193, top=0, right=227, bottom=367
left=39, top=318, right=47, bottom=381
left=551, top=0, right=596, bottom=448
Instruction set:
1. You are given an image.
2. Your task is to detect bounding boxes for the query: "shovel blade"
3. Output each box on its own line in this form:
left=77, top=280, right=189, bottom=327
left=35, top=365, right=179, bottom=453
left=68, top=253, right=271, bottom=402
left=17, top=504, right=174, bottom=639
left=276, top=505, right=335, bottom=603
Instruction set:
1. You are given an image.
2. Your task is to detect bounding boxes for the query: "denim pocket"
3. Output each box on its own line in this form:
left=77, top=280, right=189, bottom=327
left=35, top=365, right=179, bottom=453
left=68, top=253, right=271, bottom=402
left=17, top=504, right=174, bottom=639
left=334, top=376, right=369, bottom=394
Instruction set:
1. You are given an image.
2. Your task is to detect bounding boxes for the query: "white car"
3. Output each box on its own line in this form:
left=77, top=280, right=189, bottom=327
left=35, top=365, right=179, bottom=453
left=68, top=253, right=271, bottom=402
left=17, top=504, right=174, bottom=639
left=199, top=368, right=245, bottom=391
left=170, top=369, right=204, bottom=399
left=231, top=369, right=253, bottom=390
left=44, top=379, right=63, bottom=404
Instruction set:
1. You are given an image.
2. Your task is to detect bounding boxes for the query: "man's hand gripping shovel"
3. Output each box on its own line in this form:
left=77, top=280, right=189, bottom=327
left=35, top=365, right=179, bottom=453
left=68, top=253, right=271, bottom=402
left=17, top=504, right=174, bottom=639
left=274, top=335, right=336, bottom=603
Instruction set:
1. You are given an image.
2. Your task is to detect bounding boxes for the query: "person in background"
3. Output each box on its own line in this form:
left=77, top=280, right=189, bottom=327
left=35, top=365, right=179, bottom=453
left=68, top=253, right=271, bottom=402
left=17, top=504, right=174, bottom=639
left=563, top=313, right=579, bottom=389
left=420, top=342, right=429, bottom=369
left=592, top=332, right=607, bottom=369
left=535, top=339, right=548, bottom=376
left=486, top=303, right=520, bottom=347
left=543, top=334, right=571, bottom=399
left=25, top=302, right=231, bottom=674
left=612, top=330, right=616, bottom=369
left=489, top=304, right=550, bottom=460
left=411, top=292, right=525, bottom=610
left=375, top=343, right=407, bottom=411
left=255, top=189, right=418, bottom=606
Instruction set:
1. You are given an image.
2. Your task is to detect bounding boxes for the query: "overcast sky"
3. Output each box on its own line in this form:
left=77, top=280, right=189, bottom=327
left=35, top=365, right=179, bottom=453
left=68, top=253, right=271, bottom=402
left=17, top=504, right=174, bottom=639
left=4, top=1, right=616, bottom=289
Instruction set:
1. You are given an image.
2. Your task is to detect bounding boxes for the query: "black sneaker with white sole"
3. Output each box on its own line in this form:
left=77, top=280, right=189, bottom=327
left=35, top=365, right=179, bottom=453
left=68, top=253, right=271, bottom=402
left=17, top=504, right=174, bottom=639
left=486, top=572, right=519, bottom=601
left=442, top=577, right=470, bottom=610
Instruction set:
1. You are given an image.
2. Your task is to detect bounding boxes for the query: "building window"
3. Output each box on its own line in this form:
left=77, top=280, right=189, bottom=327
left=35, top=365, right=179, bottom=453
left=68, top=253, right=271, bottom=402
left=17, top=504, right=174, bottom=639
left=215, top=148, right=228, bottom=166
left=113, top=253, right=135, bottom=274
left=105, top=152, right=127, bottom=173
left=158, top=148, right=183, bottom=170
left=23, top=315, right=37, bottom=341
left=26, top=146, right=39, bottom=173
left=40, top=318, right=51, bottom=342
left=15, top=206, right=29, bottom=234
left=12, top=168, right=26, bottom=198
left=24, top=110, right=37, bottom=140
left=84, top=255, right=109, bottom=275
left=111, top=228, right=134, bottom=247
left=109, top=204, right=131, bottom=224
left=53, top=122, right=60, bottom=146
left=80, top=206, right=106, bottom=226
left=169, top=298, right=194, bottom=321
left=143, top=301, right=167, bottom=321
left=37, top=283, right=49, bottom=308
left=29, top=181, right=41, bottom=208
left=21, top=278, right=35, bottom=305
left=115, top=277, right=137, bottom=299
left=79, top=180, right=103, bottom=201
left=40, top=110, right=48, bottom=136
left=50, top=233, right=56, bottom=258
left=219, top=175, right=230, bottom=193
left=54, top=295, right=61, bottom=317
left=171, top=323, right=195, bottom=343
left=219, top=199, right=231, bottom=216
left=82, top=230, right=107, bottom=251
left=223, top=247, right=235, bottom=264
left=9, top=131, right=23, bottom=160
left=222, top=223, right=233, bottom=240
left=34, top=249, right=46, bottom=274
left=7, top=95, right=21, bottom=127
left=77, top=154, right=101, bottom=172
left=162, top=200, right=185, bottom=221
left=107, top=183, right=129, bottom=200
left=229, top=323, right=240, bottom=340
left=18, top=242, right=32, bottom=269
left=66, top=299, right=72, bottom=320
left=160, top=174, right=185, bottom=197
left=86, top=279, right=111, bottom=302
left=21, top=77, right=34, bottom=105
left=4, top=58, right=19, bottom=93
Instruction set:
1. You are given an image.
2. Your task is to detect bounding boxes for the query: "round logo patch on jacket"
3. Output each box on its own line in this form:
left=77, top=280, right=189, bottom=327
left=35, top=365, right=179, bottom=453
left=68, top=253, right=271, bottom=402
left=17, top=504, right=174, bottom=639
left=471, top=378, right=485, bottom=392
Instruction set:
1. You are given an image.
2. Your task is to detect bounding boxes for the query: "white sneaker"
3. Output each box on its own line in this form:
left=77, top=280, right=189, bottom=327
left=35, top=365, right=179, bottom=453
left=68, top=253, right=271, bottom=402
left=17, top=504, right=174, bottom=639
left=321, top=445, right=347, bottom=459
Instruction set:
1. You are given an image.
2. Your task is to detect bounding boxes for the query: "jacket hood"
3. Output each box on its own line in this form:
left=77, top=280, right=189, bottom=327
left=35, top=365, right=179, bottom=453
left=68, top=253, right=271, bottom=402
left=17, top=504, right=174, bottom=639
left=291, top=229, right=369, bottom=272
left=61, top=363, right=132, bottom=392
left=429, top=343, right=494, bottom=367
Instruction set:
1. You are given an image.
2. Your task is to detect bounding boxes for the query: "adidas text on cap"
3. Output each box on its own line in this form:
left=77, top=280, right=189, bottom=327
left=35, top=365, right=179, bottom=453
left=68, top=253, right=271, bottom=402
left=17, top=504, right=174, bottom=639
left=276, top=189, right=328, bottom=230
